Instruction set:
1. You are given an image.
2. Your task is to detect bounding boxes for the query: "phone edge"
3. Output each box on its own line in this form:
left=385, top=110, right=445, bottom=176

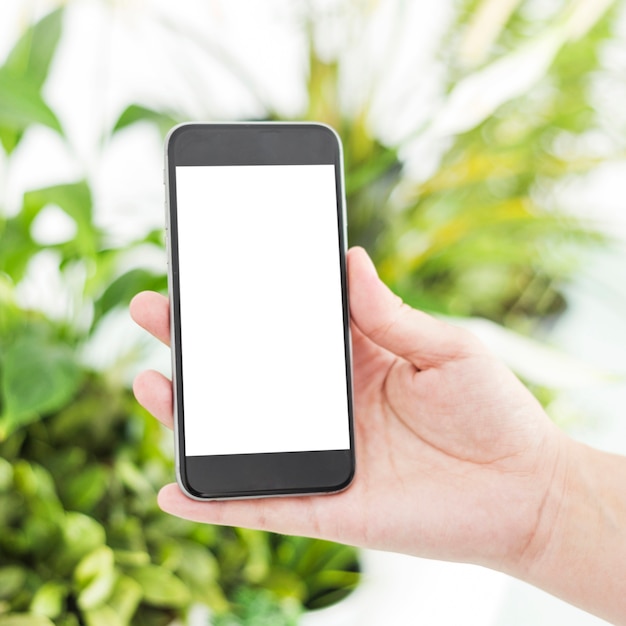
left=164, top=121, right=355, bottom=501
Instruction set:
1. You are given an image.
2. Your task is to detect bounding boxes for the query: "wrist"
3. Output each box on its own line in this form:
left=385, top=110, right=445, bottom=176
left=511, top=435, right=626, bottom=624
left=506, top=427, right=572, bottom=581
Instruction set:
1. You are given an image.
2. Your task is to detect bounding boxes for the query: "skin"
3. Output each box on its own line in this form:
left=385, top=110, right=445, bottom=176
left=130, top=246, right=626, bottom=624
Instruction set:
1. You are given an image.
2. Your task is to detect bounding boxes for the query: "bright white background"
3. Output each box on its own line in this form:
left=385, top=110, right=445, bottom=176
left=1, top=1, right=625, bottom=624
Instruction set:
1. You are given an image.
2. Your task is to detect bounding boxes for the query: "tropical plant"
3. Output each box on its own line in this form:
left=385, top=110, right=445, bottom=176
left=0, top=7, right=358, bottom=625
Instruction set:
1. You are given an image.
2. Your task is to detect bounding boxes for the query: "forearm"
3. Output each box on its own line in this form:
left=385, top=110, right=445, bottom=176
left=516, top=437, right=626, bottom=624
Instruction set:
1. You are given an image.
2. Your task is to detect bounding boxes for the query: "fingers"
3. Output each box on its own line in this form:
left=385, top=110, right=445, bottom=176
left=347, top=247, right=482, bottom=369
left=133, top=369, right=174, bottom=430
left=131, top=292, right=174, bottom=429
left=130, top=291, right=170, bottom=346
left=157, top=483, right=342, bottom=540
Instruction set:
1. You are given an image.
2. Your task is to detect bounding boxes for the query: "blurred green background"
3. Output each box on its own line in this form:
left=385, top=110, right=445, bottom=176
left=1, top=0, right=625, bottom=624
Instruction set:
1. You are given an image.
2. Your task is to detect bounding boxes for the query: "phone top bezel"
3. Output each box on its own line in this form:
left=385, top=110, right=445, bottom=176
left=165, top=122, right=355, bottom=500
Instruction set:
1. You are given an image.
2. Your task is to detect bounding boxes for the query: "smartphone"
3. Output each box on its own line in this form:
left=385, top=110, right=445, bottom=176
left=164, top=122, right=355, bottom=499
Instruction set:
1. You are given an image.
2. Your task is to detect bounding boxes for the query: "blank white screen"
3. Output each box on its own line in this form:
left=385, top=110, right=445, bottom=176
left=175, top=164, right=351, bottom=456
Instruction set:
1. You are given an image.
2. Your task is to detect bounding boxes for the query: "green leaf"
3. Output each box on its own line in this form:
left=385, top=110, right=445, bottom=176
left=236, top=528, right=270, bottom=583
left=56, top=616, right=80, bottom=626
left=128, top=565, right=191, bottom=608
left=141, top=228, right=166, bottom=247
left=30, top=582, right=67, bottom=619
left=170, top=540, right=219, bottom=601
left=0, top=219, right=39, bottom=283
left=0, top=181, right=96, bottom=284
left=0, top=8, right=64, bottom=153
left=262, top=567, right=307, bottom=603
left=107, top=576, right=143, bottom=625
left=0, top=616, right=55, bottom=626
left=75, top=546, right=114, bottom=586
left=115, top=458, right=155, bottom=497
left=12, top=459, right=56, bottom=498
left=75, top=546, right=116, bottom=610
left=0, top=333, right=82, bottom=440
left=303, top=570, right=360, bottom=607
left=59, top=513, right=106, bottom=572
left=0, top=126, right=20, bottom=154
left=0, top=275, right=21, bottom=335
left=0, top=457, right=13, bottom=491
left=3, top=9, right=63, bottom=87
left=61, top=465, right=109, bottom=512
left=0, top=567, right=26, bottom=600
left=0, top=72, right=62, bottom=134
left=298, top=539, right=358, bottom=575
left=112, top=104, right=179, bottom=136
left=83, top=606, right=124, bottom=626
left=93, top=268, right=166, bottom=325
left=112, top=550, right=150, bottom=568
left=22, top=181, right=97, bottom=259
left=20, top=516, right=63, bottom=557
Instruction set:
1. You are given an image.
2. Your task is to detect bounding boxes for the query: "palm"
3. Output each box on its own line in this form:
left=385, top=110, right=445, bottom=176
left=317, top=319, right=558, bottom=568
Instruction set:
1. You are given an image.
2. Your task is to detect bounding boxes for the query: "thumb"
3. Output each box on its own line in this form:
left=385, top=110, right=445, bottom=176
left=347, top=247, right=480, bottom=369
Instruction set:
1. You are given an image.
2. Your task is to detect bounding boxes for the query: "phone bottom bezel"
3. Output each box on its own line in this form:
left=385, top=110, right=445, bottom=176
left=178, top=449, right=354, bottom=500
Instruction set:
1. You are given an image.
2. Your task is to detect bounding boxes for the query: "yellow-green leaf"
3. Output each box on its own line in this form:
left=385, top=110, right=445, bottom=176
left=0, top=615, right=55, bottom=626
left=128, top=565, right=191, bottom=608
left=75, top=546, right=115, bottom=609
left=30, top=582, right=67, bottom=619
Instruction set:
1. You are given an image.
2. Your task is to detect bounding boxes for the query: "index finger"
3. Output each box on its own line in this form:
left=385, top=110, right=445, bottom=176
left=130, top=291, right=170, bottom=346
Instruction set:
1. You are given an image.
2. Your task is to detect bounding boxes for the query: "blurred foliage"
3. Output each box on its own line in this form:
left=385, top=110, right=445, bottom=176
left=0, top=0, right=623, bottom=623
left=336, top=0, right=615, bottom=333
left=387, top=0, right=616, bottom=329
left=0, top=7, right=358, bottom=625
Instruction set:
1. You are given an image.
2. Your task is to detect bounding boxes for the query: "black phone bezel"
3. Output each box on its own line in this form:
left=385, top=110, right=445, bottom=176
left=166, top=123, right=355, bottom=499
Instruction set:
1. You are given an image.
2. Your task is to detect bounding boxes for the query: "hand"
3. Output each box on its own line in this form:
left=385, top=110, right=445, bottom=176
left=130, top=247, right=568, bottom=573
